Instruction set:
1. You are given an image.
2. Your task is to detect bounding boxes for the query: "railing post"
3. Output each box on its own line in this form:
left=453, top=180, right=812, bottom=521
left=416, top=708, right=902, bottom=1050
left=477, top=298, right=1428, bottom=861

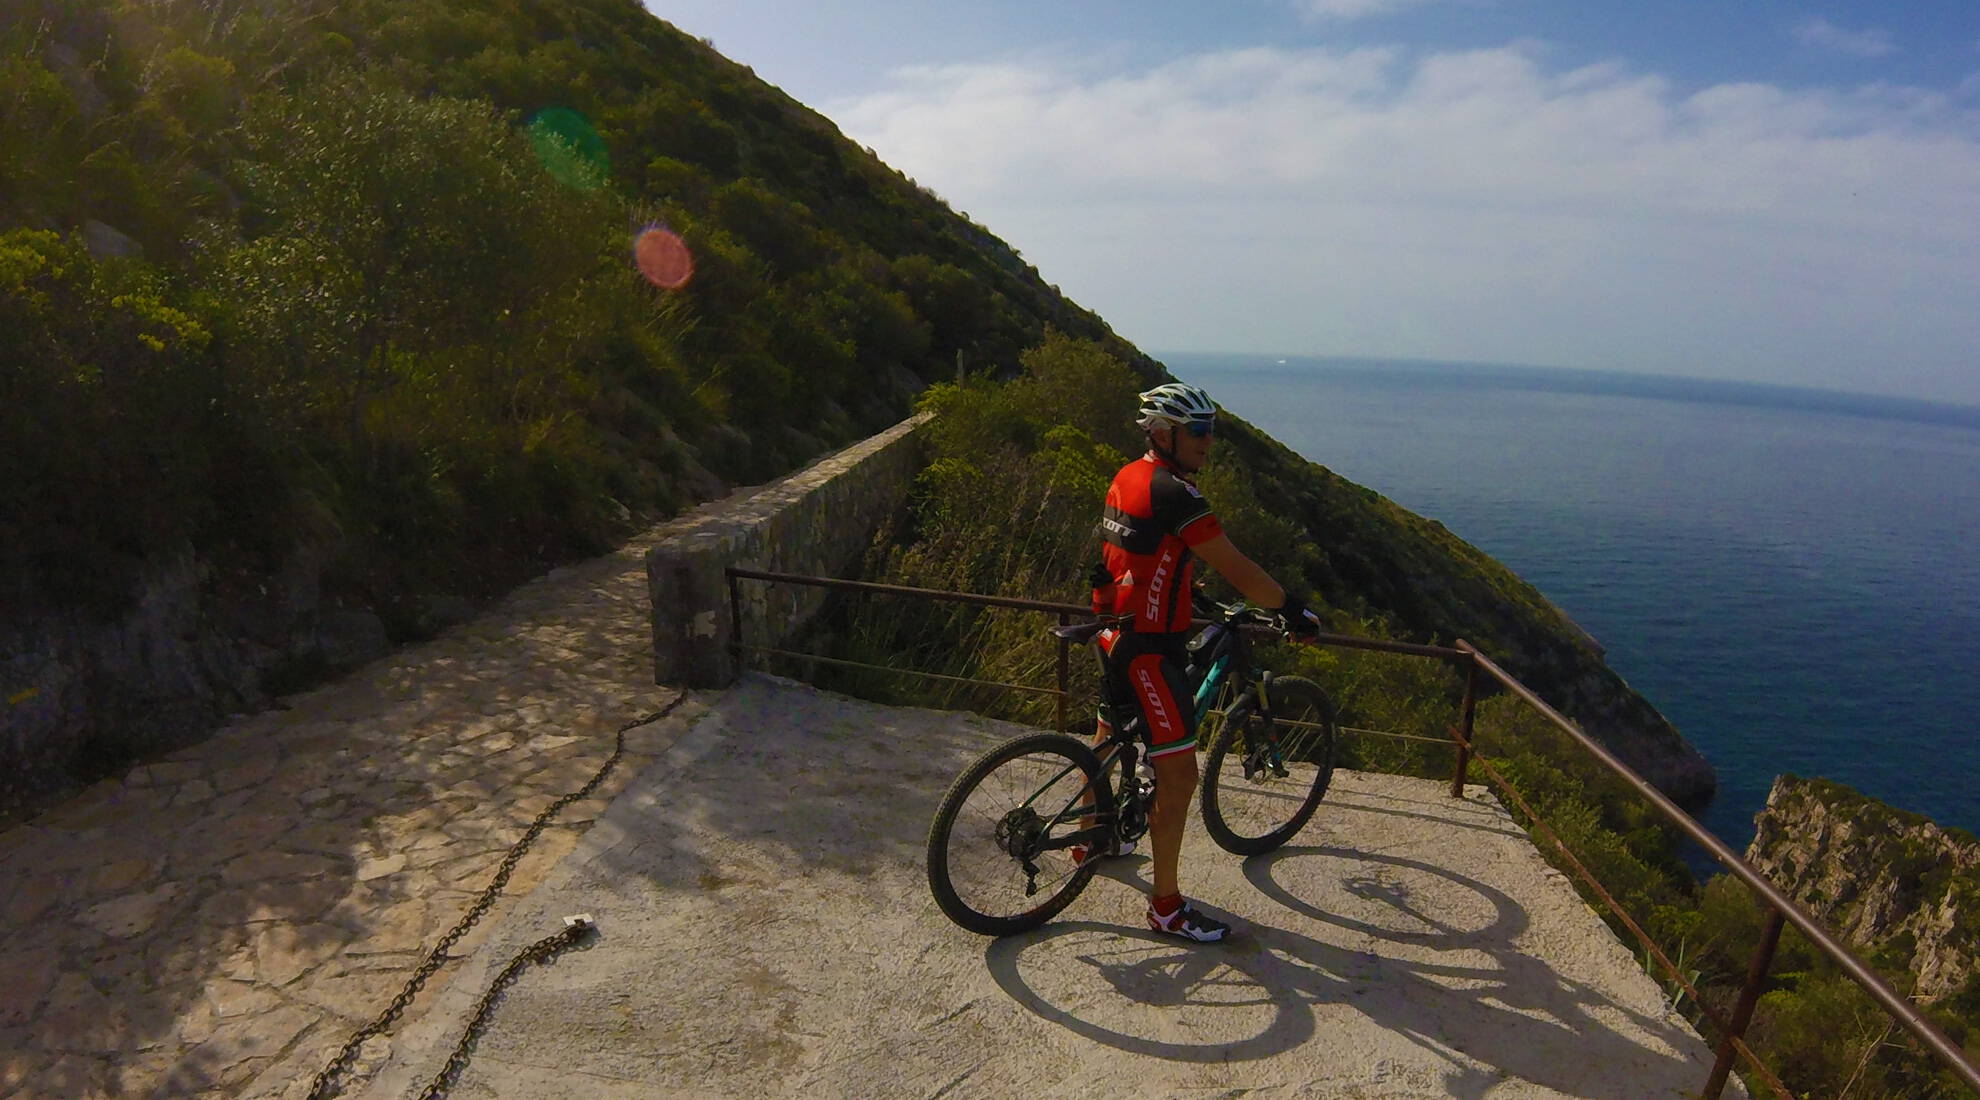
left=1056, top=611, right=1070, bottom=732
left=1450, top=652, right=1478, bottom=798
left=1702, top=906, right=1787, bottom=1099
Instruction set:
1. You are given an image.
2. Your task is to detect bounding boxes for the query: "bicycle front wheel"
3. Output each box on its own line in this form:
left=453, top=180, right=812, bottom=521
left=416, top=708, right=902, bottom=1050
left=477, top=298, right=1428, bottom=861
left=927, top=732, right=1111, bottom=936
left=1200, top=675, right=1337, bottom=856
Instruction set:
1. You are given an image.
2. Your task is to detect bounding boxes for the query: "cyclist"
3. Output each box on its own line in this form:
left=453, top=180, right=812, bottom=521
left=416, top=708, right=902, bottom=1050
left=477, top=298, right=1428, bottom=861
left=1088, top=381, right=1320, bottom=942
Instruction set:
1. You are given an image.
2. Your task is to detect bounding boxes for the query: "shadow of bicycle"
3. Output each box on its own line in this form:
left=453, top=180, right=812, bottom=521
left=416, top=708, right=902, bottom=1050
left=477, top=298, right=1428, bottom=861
left=982, top=843, right=1718, bottom=1099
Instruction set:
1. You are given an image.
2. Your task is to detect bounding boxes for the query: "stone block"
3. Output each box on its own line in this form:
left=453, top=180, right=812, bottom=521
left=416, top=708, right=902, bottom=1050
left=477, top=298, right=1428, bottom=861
left=80, top=882, right=184, bottom=939
left=648, top=539, right=736, bottom=688
left=341, top=898, right=427, bottom=955
left=91, top=857, right=153, bottom=896
left=252, top=923, right=349, bottom=987
left=0, top=948, right=59, bottom=1025
left=192, top=1004, right=313, bottom=1065
left=354, top=853, right=406, bottom=882
left=36, top=973, right=114, bottom=1048
left=207, top=980, right=280, bottom=1019
left=220, top=850, right=344, bottom=885
left=1, top=873, right=60, bottom=926
left=20, top=1057, right=115, bottom=1100
left=0, top=1050, right=51, bottom=1095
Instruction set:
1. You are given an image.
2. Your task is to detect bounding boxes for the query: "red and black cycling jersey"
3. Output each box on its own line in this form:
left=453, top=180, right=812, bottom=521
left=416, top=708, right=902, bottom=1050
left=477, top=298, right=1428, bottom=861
left=1096, top=453, right=1224, bottom=633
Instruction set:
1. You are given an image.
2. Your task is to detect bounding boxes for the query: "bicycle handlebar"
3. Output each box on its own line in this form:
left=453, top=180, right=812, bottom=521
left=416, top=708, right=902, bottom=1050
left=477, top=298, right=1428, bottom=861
left=1207, top=599, right=1320, bottom=641
left=1207, top=599, right=1265, bottom=624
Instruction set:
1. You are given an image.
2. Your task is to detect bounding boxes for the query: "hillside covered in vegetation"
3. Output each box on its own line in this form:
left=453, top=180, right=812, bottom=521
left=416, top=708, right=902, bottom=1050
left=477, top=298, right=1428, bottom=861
left=2, top=2, right=1699, bottom=824
left=3, top=0, right=1131, bottom=610
left=1, top=0, right=1146, bottom=813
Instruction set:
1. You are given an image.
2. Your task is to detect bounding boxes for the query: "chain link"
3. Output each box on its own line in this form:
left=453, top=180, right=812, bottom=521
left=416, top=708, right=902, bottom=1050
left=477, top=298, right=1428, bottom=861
left=307, top=695, right=686, bottom=1100
left=417, top=917, right=595, bottom=1100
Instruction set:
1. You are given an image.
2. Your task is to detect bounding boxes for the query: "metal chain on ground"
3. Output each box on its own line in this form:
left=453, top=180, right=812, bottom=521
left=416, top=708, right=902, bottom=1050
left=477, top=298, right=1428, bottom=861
left=307, top=694, right=687, bottom=1100
left=417, top=915, right=596, bottom=1100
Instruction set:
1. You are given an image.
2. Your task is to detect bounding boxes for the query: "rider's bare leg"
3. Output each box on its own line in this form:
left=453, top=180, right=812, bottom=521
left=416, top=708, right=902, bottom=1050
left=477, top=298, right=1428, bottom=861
left=1148, top=748, right=1198, bottom=899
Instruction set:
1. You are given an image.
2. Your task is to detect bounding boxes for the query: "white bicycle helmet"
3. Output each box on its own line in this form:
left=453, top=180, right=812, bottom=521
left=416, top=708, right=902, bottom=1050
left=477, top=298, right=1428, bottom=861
left=1135, top=382, right=1217, bottom=430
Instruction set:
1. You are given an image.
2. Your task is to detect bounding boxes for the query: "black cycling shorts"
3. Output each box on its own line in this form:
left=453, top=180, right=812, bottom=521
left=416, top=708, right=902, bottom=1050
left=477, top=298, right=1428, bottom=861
left=1097, top=629, right=1198, bottom=760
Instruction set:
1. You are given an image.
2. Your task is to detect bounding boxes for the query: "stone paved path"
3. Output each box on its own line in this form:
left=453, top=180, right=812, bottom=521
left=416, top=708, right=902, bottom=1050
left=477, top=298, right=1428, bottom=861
left=0, top=529, right=694, bottom=1100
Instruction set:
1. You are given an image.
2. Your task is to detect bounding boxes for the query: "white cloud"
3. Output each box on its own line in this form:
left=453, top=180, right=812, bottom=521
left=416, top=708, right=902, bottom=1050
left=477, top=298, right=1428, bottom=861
left=1793, top=18, right=1898, bottom=59
left=1295, top=0, right=1443, bottom=20
left=833, top=46, right=1980, bottom=403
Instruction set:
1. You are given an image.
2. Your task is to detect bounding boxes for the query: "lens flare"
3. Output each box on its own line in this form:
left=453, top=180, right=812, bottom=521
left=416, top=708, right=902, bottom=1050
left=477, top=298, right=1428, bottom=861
left=634, top=225, right=694, bottom=289
left=528, top=107, right=609, bottom=191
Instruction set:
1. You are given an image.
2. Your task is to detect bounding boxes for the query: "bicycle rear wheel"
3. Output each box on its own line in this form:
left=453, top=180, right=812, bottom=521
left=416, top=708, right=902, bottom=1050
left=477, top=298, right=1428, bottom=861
left=1200, top=675, right=1336, bottom=856
left=927, top=732, right=1111, bottom=936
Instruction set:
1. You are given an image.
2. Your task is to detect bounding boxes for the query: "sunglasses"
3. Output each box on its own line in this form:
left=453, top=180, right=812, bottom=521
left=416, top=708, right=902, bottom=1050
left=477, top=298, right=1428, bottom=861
left=1181, top=420, right=1215, bottom=438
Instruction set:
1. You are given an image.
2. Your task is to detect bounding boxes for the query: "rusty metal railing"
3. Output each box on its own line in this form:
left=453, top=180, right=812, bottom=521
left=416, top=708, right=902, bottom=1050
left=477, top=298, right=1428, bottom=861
left=1452, top=641, right=1980, bottom=1098
left=725, top=566, right=1471, bottom=741
left=725, top=566, right=1980, bottom=1099
left=727, top=567, right=1099, bottom=732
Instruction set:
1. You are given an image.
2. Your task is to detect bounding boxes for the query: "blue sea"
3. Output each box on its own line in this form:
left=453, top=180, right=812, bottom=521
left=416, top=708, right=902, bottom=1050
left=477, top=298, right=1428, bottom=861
left=1166, top=353, right=1980, bottom=856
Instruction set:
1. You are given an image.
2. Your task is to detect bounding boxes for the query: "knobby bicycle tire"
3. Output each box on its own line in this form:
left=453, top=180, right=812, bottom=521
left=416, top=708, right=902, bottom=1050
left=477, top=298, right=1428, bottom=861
left=1199, top=675, right=1336, bottom=856
left=926, top=731, right=1111, bottom=936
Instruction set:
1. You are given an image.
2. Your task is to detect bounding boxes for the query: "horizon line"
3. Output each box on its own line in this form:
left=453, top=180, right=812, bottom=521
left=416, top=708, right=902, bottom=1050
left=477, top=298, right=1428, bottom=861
left=1156, top=350, right=1980, bottom=429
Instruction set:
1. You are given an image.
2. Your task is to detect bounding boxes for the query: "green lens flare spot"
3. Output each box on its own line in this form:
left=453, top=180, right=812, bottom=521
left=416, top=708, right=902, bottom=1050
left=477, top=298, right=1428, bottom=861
left=528, top=107, right=609, bottom=191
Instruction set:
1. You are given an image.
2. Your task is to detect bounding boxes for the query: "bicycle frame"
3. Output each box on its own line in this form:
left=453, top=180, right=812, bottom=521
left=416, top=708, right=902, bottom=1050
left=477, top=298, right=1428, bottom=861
left=999, top=781, right=1108, bottom=874
left=1186, top=614, right=1260, bottom=724
left=1010, top=604, right=1277, bottom=862
left=1190, top=610, right=1310, bottom=779
left=1009, top=732, right=1138, bottom=864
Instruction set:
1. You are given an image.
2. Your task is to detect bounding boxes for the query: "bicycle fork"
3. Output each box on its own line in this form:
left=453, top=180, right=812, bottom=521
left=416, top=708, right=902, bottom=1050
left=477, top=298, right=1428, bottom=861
left=1243, top=674, right=1294, bottom=782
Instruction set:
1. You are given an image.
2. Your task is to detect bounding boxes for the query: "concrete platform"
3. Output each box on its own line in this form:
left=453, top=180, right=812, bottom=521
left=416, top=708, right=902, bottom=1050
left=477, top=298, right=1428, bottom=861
left=360, top=674, right=1734, bottom=1100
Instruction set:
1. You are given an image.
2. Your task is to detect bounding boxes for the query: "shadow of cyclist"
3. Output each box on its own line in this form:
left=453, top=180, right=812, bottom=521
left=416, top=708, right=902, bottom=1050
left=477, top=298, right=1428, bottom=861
left=984, top=919, right=1316, bottom=1063
left=981, top=844, right=1714, bottom=1099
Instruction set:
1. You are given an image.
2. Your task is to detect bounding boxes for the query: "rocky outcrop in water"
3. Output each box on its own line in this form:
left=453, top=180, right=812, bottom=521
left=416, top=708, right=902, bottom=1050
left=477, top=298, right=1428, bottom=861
left=1746, top=774, right=1980, bottom=1003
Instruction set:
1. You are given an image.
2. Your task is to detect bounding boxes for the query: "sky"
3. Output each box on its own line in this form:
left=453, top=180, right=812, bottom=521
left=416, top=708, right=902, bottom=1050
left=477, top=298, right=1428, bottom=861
left=644, top=2, right=1980, bottom=406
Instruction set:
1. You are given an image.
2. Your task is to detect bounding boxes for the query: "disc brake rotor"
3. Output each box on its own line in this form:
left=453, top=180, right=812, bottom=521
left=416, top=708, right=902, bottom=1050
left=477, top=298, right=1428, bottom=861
left=995, top=806, right=1046, bottom=860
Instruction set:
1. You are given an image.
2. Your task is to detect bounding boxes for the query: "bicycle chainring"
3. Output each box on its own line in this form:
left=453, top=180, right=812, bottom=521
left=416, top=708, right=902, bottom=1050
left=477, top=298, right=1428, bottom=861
left=1116, top=790, right=1149, bottom=845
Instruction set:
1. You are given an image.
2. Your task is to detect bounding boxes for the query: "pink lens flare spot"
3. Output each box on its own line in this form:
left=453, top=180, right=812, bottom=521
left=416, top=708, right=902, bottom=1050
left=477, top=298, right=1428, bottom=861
left=634, top=227, right=694, bottom=290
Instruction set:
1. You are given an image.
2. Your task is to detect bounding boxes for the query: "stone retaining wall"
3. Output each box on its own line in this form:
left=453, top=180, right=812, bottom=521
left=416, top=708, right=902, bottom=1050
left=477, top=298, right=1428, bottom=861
left=645, top=412, right=930, bottom=687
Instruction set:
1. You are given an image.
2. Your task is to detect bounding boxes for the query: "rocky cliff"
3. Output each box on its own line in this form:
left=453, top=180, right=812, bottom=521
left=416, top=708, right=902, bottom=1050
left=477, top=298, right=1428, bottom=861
left=1747, top=774, right=1980, bottom=1003
left=2, top=541, right=405, bottom=824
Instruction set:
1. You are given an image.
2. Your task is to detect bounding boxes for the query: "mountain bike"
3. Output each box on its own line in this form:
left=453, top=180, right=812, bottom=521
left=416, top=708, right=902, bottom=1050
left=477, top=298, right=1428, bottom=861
left=925, top=600, right=1338, bottom=936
